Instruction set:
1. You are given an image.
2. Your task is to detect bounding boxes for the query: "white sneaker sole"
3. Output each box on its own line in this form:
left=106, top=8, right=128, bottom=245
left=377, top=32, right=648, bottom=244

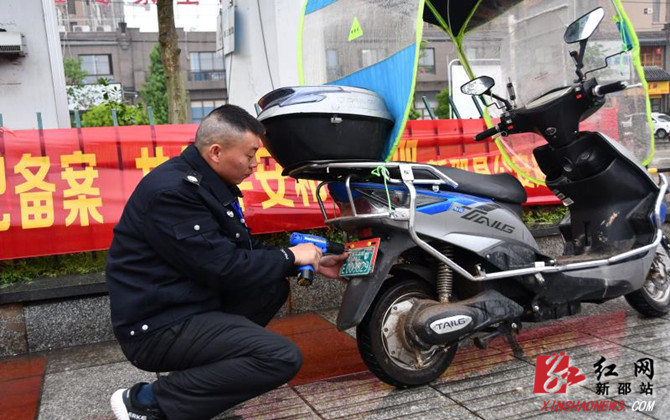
left=110, top=388, right=130, bottom=420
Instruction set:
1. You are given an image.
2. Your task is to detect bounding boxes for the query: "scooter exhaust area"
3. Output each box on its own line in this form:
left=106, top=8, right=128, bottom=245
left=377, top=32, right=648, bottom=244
left=404, top=289, right=524, bottom=348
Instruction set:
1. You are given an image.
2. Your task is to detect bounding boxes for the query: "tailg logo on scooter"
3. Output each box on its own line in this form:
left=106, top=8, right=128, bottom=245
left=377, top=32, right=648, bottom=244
left=460, top=207, right=515, bottom=234
left=429, top=315, right=472, bottom=334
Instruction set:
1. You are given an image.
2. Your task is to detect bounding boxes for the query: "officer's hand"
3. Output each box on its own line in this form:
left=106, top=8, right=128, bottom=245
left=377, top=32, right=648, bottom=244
left=289, top=243, right=323, bottom=270
left=317, top=253, right=349, bottom=280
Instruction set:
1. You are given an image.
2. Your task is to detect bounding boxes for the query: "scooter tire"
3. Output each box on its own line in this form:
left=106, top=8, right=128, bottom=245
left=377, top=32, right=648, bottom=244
left=356, top=277, right=457, bottom=388
left=625, top=245, right=670, bottom=317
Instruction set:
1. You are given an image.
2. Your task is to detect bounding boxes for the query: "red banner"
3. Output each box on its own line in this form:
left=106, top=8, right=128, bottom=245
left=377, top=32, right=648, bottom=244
left=0, top=119, right=573, bottom=260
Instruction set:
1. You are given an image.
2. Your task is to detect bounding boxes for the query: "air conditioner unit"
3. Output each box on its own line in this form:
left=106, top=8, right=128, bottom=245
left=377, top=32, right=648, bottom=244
left=644, top=8, right=653, bottom=15
left=96, top=25, right=112, bottom=32
left=0, top=31, right=26, bottom=56
left=58, top=25, right=66, bottom=33
left=73, top=25, right=91, bottom=32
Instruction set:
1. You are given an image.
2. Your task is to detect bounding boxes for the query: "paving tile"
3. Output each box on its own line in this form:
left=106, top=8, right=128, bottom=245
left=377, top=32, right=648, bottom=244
left=445, top=373, right=538, bottom=402
left=322, top=398, right=473, bottom=420
left=471, top=385, right=595, bottom=418
left=217, top=386, right=317, bottom=419
left=503, top=331, right=601, bottom=355
left=451, top=345, right=509, bottom=363
left=0, top=376, right=42, bottom=420
left=383, top=406, right=480, bottom=420
left=38, top=361, right=155, bottom=420
left=633, top=343, right=670, bottom=362
left=304, top=385, right=462, bottom=419
left=295, top=372, right=395, bottom=408
left=0, top=354, right=45, bottom=381
left=434, top=353, right=522, bottom=384
left=435, top=363, right=535, bottom=395
left=286, top=326, right=367, bottom=386
left=268, top=312, right=334, bottom=336
left=44, top=340, right=125, bottom=374
left=293, top=371, right=384, bottom=396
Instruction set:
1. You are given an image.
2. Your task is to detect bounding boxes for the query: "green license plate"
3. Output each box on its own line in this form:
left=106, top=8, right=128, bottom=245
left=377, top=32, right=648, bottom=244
left=339, top=238, right=380, bottom=277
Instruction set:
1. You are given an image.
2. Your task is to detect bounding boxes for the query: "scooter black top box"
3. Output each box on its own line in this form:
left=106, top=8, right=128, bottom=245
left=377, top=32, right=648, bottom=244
left=257, top=86, right=394, bottom=169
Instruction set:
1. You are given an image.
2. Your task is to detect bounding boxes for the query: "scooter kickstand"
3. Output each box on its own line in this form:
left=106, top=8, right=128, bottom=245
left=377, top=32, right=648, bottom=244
left=473, top=322, right=522, bottom=354
left=473, top=330, right=502, bottom=349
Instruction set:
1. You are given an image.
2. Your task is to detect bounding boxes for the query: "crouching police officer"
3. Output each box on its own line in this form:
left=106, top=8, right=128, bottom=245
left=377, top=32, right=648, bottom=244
left=107, top=104, right=347, bottom=420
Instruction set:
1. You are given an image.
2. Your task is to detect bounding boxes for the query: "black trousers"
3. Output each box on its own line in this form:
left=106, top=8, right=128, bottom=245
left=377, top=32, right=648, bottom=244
left=119, top=280, right=301, bottom=420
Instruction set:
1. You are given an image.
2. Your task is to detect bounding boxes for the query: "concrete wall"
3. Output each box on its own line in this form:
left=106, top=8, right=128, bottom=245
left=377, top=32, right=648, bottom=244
left=0, top=0, right=70, bottom=129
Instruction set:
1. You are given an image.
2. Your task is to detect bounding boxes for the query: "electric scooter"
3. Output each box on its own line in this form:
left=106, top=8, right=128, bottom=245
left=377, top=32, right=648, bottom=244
left=283, top=7, right=670, bottom=387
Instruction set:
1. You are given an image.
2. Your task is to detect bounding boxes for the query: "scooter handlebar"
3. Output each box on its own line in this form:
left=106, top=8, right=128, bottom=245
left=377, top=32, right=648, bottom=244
left=474, top=125, right=500, bottom=141
left=592, top=81, right=627, bottom=97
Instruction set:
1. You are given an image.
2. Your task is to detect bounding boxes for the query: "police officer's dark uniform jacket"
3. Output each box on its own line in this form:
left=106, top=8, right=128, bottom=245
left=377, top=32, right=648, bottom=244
left=106, top=144, right=295, bottom=342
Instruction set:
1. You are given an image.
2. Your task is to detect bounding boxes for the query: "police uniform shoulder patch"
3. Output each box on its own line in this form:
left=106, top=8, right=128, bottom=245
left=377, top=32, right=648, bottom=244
left=184, top=171, right=202, bottom=185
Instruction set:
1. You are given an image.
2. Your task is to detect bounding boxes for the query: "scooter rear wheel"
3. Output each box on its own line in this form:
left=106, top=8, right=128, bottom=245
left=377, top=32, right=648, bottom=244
left=356, top=277, right=457, bottom=388
left=625, top=244, right=670, bottom=317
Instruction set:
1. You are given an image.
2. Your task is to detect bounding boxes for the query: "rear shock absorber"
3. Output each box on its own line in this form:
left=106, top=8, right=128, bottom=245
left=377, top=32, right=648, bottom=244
left=436, top=244, right=454, bottom=303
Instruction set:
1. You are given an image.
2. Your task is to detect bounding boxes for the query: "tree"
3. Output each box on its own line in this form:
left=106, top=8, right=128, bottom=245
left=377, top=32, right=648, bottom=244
left=435, top=88, right=451, bottom=119
left=157, top=0, right=189, bottom=124
left=63, top=57, right=88, bottom=86
left=140, top=44, right=169, bottom=124
left=82, top=79, right=148, bottom=127
left=81, top=101, right=148, bottom=127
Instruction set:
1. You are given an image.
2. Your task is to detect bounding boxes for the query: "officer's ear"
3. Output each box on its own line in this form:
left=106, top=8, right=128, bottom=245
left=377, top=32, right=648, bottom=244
left=207, top=143, right=223, bottom=163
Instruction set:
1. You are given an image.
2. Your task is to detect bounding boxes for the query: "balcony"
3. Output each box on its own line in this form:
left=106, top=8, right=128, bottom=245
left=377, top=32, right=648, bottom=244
left=188, top=70, right=226, bottom=82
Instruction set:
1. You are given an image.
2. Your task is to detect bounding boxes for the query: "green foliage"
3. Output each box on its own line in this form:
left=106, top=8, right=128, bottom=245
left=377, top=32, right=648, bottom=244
left=522, top=205, right=568, bottom=227
left=140, top=44, right=169, bottom=124
left=63, top=57, right=88, bottom=86
left=435, top=88, right=451, bottom=119
left=408, top=107, right=421, bottom=120
left=254, top=227, right=351, bottom=248
left=81, top=101, right=149, bottom=127
left=0, top=252, right=108, bottom=287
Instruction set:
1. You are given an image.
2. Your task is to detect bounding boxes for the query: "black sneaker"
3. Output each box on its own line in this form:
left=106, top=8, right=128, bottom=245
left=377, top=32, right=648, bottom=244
left=110, top=382, right=166, bottom=420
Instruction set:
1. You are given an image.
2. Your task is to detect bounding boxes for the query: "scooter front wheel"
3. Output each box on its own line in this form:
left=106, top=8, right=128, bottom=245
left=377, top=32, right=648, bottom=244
left=626, top=244, right=670, bottom=317
left=356, top=277, right=457, bottom=388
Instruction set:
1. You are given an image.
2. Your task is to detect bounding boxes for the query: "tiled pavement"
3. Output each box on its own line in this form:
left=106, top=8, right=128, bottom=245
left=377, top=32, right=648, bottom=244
left=1, top=298, right=669, bottom=420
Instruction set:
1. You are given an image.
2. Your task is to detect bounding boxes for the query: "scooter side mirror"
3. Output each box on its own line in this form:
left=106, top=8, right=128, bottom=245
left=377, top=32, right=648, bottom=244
left=461, top=76, right=495, bottom=96
left=564, top=7, right=605, bottom=44
left=461, top=76, right=513, bottom=111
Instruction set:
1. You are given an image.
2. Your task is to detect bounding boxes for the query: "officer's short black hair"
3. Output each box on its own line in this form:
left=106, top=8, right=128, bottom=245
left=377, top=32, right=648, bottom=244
left=195, top=104, right=265, bottom=150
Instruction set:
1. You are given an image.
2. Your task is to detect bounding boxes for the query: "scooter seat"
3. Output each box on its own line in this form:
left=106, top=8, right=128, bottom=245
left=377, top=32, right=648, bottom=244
left=430, top=165, right=527, bottom=204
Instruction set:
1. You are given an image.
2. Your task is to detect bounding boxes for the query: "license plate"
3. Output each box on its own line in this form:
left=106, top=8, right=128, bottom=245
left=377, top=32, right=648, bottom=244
left=339, top=238, right=380, bottom=277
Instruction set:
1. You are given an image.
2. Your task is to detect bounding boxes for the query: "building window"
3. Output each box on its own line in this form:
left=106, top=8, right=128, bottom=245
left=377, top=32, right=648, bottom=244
left=326, top=49, right=340, bottom=80
left=419, top=47, right=436, bottom=74
left=190, top=99, right=227, bottom=124
left=80, top=54, right=112, bottom=83
left=189, top=52, right=226, bottom=81
left=641, top=46, right=664, bottom=67
left=360, top=49, right=387, bottom=68
left=653, top=0, right=660, bottom=23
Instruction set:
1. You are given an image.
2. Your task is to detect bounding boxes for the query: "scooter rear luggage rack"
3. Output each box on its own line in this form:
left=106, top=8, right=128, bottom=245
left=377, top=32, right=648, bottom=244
left=287, top=161, right=459, bottom=188
left=302, top=162, right=668, bottom=285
